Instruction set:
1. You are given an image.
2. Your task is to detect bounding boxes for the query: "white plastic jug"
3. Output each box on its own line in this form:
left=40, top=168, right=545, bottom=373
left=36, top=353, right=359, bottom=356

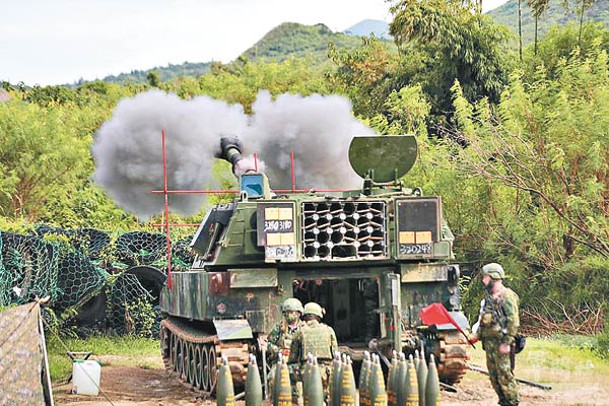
left=72, top=359, right=101, bottom=396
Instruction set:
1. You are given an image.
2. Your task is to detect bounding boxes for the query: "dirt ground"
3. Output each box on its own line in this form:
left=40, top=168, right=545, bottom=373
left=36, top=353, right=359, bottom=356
left=53, top=356, right=609, bottom=406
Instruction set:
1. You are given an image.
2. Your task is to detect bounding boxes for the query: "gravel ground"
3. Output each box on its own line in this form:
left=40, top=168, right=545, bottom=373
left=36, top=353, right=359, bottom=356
left=53, top=361, right=609, bottom=406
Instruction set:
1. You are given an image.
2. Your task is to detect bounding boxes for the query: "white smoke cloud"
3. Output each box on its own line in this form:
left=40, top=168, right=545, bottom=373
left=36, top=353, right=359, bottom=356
left=244, top=91, right=376, bottom=190
left=91, top=90, right=247, bottom=219
left=92, top=90, right=375, bottom=220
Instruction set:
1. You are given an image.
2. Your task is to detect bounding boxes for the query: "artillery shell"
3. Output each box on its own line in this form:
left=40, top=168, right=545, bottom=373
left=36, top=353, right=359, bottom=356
left=338, top=356, right=357, bottom=406
left=369, top=355, right=388, bottom=406
left=217, top=356, right=235, bottom=406
left=405, top=355, right=419, bottom=406
left=424, top=355, right=440, bottom=406
left=417, top=349, right=428, bottom=406
left=395, top=353, right=407, bottom=406
left=304, top=356, right=324, bottom=406
left=273, top=354, right=292, bottom=406
left=329, top=352, right=342, bottom=406
left=245, top=354, right=262, bottom=406
left=359, top=351, right=371, bottom=406
left=303, top=355, right=313, bottom=405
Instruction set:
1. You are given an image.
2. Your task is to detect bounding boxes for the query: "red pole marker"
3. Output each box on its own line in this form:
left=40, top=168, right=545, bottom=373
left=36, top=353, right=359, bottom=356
left=161, top=130, right=172, bottom=289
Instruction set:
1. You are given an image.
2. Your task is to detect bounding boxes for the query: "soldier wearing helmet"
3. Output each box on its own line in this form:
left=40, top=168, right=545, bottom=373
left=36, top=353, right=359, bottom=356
left=268, top=298, right=304, bottom=363
left=472, top=263, right=520, bottom=406
left=267, top=298, right=304, bottom=400
left=288, top=302, right=338, bottom=400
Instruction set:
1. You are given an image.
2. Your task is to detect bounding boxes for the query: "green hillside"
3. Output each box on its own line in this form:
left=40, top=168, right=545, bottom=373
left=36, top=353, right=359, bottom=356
left=239, top=22, right=391, bottom=64
left=72, top=1, right=609, bottom=85
left=81, top=22, right=390, bottom=85
left=489, top=0, right=609, bottom=44
left=96, top=61, right=211, bottom=85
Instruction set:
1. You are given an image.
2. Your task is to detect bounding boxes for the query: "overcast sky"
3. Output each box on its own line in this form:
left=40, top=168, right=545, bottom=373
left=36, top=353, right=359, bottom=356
left=1, top=0, right=509, bottom=86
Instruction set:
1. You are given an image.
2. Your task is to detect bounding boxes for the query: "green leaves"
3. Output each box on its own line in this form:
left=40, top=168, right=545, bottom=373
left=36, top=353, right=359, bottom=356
left=448, top=36, right=609, bottom=322
left=327, top=37, right=402, bottom=118
left=389, top=0, right=512, bottom=119
left=0, top=100, right=89, bottom=219
left=199, top=58, right=329, bottom=112
left=382, top=85, right=431, bottom=135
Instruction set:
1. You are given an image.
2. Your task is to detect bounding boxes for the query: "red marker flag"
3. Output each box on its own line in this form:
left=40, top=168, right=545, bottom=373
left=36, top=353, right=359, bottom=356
left=420, top=302, right=475, bottom=348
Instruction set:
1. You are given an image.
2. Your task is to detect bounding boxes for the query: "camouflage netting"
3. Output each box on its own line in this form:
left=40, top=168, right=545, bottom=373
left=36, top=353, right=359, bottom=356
left=0, top=233, right=63, bottom=306
left=115, top=231, right=167, bottom=267
left=107, top=272, right=156, bottom=336
left=53, top=249, right=107, bottom=312
left=0, top=227, right=195, bottom=337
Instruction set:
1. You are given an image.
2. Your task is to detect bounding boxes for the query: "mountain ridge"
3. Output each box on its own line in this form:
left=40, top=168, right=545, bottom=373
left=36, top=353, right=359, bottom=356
left=238, top=21, right=394, bottom=65
left=76, top=3, right=609, bottom=86
left=81, top=20, right=391, bottom=85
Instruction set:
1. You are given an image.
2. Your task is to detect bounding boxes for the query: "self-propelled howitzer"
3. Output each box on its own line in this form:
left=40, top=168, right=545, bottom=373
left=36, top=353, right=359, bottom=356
left=159, top=135, right=470, bottom=395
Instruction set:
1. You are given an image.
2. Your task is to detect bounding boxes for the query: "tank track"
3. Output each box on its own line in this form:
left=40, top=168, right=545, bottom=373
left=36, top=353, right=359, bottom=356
left=160, top=318, right=251, bottom=396
left=431, top=330, right=470, bottom=385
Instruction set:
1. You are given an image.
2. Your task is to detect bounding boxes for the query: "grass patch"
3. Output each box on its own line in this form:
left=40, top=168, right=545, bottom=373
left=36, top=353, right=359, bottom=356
left=46, top=335, right=160, bottom=384
left=551, top=334, right=597, bottom=352
left=468, top=336, right=609, bottom=389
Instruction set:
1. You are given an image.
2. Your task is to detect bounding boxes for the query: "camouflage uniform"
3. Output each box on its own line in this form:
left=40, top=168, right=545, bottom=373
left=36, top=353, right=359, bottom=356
left=479, top=285, right=520, bottom=406
left=268, top=319, right=303, bottom=364
left=267, top=319, right=303, bottom=399
left=288, top=318, right=338, bottom=397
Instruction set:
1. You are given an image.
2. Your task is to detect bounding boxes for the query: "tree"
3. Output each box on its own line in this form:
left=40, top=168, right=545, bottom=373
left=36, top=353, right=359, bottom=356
left=447, top=47, right=609, bottom=325
left=389, top=0, right=512, bottom=120
left=0, top=100, right=90, bottom=220
left=327, top=37, right=408, bottom=118
left=365, top=84, right=431, bottom=137
left=527, top=0, right=550, bottom=55
left=25, top=85, right=79, bottom=106
left=198, top=58, right=329, bottom=112
left=577, top=0, right=596, bottom=44
left=524, top=22, right=609, bottom=81
left=451, top=47, right=609, bottom=261
left=146, top=71, right=161, bottom=88
left=518, top=0, right=524, bottom=60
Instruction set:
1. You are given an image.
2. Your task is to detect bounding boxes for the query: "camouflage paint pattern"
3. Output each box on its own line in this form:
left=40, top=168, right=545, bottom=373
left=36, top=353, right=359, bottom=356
left=0, top=303, right=46, bottom=405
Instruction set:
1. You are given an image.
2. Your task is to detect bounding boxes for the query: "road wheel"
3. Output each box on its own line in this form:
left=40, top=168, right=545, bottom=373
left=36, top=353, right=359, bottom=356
left=208, top=345, right=218, bottom=393
left=201, top=345, right=210, bottom=392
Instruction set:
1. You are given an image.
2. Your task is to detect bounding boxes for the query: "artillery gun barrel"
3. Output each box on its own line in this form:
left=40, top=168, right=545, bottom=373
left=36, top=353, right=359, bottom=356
left=216, top=136, right=245, bottom=176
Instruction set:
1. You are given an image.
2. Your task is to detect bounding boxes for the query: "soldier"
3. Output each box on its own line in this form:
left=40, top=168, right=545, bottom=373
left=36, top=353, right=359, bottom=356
left=268, top=298, right=304, bottom=363
left=471, top=263, right=520, bottom=406
left=288, top=302, right=338, bottom=400
left=267, top=298, right=304, bottom=401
